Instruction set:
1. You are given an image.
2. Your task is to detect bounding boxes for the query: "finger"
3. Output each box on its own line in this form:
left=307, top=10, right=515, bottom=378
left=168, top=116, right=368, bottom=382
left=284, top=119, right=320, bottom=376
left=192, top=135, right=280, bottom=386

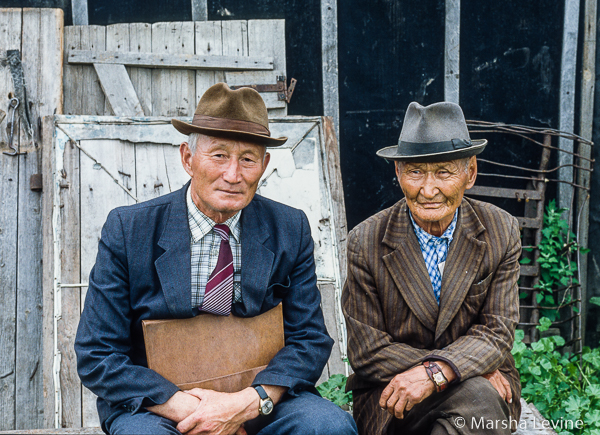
left=385, top=389, right=402, bottom=415
left=183, top=388, right=206, bottom=399
left=500, top=375, right=513, bottom=404
left=235, top=427, right=248, bottom=435
left=394, top=397, right=408, bottom=419
left=176, top=412, right=200, bottom=434
left=380, top=384, right=394, bottom=408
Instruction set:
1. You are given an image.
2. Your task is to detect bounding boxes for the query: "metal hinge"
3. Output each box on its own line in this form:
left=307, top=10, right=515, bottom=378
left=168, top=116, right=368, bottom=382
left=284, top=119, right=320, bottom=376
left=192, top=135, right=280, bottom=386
left=229, top=76, right=297, bottom=104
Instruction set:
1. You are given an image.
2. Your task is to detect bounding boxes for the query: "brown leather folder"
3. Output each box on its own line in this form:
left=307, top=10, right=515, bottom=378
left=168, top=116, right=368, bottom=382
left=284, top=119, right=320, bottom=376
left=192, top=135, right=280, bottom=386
left=142, top=303, right=284, bottom=393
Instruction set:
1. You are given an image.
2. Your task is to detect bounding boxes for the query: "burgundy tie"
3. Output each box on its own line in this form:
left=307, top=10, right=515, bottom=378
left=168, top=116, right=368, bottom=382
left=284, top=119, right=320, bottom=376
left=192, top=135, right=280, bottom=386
left=201, top=224, right=234, bottom=315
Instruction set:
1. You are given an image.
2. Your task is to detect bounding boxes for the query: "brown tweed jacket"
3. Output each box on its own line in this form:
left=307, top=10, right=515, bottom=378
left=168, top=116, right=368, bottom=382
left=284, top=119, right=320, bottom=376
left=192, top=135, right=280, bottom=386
left=342, top=197, right=521, bottom=434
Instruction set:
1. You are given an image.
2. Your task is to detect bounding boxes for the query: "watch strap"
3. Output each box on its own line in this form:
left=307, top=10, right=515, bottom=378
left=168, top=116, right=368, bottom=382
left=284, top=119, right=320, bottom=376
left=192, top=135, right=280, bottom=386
left=423, top=361, right=449, bottom=392
left=254, top=385, right=269, bottom=400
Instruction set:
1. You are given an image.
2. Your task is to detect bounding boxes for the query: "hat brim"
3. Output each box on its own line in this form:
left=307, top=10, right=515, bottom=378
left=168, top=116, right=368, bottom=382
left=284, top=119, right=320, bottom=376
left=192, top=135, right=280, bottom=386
left=376, top=139, right=487, bottom=162
left=172, top=118, right=288, bottom=147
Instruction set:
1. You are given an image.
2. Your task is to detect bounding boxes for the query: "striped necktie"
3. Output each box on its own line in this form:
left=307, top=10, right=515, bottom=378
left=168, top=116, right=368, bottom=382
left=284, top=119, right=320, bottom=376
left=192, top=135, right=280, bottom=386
left=201, top=224, right=234, bottom=315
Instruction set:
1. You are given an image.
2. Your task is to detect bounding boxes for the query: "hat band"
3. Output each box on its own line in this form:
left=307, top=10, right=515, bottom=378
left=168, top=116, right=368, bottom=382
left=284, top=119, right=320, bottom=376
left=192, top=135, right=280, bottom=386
left=192, top=114, right=271, bottom=136
left=398, top=138, right=473, bottom=154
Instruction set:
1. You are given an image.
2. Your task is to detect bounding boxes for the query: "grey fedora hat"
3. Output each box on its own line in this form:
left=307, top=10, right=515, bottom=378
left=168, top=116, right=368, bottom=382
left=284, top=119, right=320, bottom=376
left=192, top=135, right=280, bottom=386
left=376, top=101, right=487, bottom=161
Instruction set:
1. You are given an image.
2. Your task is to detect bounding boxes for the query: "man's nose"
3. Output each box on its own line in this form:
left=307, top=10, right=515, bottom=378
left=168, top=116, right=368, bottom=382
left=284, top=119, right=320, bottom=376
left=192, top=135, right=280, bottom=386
left=420, top=174, right=439, bottom=198
left=222, top=159, right=241, bottom=183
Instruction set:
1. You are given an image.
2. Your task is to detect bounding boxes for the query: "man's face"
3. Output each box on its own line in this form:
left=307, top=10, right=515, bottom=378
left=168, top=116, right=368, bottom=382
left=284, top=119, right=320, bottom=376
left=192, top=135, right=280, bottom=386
left=396, top=157, right=477, bottom=235
left=180, top=135, right=270, bottom=223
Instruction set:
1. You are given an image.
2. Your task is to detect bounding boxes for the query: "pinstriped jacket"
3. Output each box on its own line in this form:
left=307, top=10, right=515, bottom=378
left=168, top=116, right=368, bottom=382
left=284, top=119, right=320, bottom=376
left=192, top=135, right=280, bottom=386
left=342, top=197, right=521, bottom=433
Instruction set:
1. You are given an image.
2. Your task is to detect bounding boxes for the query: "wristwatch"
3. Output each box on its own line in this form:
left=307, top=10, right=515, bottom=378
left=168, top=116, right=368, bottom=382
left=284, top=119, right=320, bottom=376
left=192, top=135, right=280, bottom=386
left=423, top=361, right=449, bottom=392
left=254, top=385, right=274, bottom=416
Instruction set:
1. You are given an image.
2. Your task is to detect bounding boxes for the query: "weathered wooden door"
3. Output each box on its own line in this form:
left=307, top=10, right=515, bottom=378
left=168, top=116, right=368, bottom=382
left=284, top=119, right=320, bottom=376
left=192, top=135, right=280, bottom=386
left=43, top=115, right=348, bottom=428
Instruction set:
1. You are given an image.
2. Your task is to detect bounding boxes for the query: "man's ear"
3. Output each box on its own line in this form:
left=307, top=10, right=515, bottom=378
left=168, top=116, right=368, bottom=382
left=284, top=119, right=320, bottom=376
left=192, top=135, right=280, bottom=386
left=263, top=152, right=271, bottom=170
left=466, top=156, right=477, bottom=189
left=180, top=142, right=194, bottom=177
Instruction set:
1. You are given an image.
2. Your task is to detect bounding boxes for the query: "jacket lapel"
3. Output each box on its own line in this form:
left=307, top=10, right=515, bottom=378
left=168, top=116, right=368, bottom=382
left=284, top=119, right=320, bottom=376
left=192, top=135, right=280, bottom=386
left=155, top=183, right=193, bottom=318
left=382, top=200, right=439, bottom=333
left=233, top=197, right=274, bottom=317
left=435, top=199, right=487, bottom=341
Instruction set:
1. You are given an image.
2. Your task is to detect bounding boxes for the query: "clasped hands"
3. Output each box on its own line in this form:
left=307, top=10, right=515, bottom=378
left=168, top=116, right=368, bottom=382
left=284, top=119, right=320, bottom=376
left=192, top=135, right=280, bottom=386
left=379, top=362, right=512, bottom=419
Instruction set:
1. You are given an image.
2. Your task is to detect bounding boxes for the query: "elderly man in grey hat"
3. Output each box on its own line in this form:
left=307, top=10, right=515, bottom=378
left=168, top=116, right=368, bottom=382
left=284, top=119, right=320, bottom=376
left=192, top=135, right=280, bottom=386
left=342, top=102, right=522, bottom=434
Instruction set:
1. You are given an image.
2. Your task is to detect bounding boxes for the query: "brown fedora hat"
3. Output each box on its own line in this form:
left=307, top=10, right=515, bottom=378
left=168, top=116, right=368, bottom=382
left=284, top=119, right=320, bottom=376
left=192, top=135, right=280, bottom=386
left=172, top=82, right=287, bottom=147
left=376, top=101, right=487, bottom=162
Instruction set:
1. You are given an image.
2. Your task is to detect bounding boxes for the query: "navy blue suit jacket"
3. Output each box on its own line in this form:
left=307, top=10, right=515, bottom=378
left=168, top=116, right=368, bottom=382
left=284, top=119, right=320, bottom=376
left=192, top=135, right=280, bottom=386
left=75, top=182, right=334, bottom=426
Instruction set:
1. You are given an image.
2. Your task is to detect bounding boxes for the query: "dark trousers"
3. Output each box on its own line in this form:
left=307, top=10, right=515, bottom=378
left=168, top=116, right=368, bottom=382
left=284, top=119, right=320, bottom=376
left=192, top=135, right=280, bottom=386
left=105, top=390, right=358, bottom=435
left=388, top=377, right=512, bottom=435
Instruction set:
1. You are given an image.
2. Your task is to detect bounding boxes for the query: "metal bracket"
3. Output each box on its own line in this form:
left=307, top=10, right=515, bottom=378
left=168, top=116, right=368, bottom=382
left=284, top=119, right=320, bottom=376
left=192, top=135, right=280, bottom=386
left=6, top=50, right=33, bottom=137
left=229, top=76, right=297, bottom=104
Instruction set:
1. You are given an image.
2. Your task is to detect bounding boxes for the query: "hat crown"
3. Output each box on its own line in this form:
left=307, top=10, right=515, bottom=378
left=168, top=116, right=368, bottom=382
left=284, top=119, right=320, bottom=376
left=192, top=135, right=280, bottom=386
left=196, top=83, right=269, bottom=129
left=399, top=102, right=471, bottom=144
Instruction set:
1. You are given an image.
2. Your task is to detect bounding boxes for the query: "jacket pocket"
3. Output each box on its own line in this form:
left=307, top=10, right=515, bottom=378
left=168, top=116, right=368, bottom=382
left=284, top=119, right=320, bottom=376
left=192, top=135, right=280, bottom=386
left=468, top=272, right=494, bottom=298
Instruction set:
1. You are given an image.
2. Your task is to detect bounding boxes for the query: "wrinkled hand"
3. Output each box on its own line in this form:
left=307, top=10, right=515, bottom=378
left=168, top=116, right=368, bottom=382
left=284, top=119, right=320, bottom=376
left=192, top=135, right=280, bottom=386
left=176, top=388, right=258, bottom=435
left=483, top=369, right=512, bottom=404
left=379, top=365, right=436, bottom=419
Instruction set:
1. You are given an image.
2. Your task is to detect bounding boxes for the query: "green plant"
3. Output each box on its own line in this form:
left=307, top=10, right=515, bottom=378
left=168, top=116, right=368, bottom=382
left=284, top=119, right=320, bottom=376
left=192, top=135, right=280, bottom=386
left=520, top=200, right=588, bottom=321
left=316, top=374, right=353, bottom=408
left=512, top=318, right=600, bottom=435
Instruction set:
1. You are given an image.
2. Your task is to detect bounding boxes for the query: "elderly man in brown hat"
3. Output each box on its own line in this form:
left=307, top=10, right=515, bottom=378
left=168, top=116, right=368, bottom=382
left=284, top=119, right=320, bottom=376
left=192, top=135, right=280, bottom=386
left=75, top=83, right=358, bottom=435
left=342, top=102, right=521, bottom=435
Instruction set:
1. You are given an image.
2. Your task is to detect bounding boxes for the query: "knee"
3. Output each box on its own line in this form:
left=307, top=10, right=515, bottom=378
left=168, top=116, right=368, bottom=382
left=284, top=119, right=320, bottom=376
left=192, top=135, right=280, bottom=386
left=294, top=405, right=357, bottom=435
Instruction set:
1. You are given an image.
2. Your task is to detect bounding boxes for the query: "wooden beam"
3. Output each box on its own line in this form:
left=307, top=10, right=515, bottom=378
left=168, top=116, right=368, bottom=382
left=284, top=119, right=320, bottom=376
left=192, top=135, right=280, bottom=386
left=557, top=0, right=581, bottom=215
left=444, top=0, right=460, bottom=103
left=191, top=0, right=208, bottom=21
left=577, top=0, right=597, bottom=348
left=93, top=64, right=144, bottom=116
left=69, top=49, right=274, bottom=71
left=71, top=0, right=88, bottom=25
left=321, top=0, right=340, bottom=140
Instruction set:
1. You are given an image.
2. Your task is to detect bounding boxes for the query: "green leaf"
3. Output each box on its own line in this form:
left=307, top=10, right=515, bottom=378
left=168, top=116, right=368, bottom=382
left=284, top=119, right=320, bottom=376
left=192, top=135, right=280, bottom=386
left=520, top=257, right=532, bottom=264
left=590, top=297, right=600, bottom=307
left=537, top=317, right=552, bottom=332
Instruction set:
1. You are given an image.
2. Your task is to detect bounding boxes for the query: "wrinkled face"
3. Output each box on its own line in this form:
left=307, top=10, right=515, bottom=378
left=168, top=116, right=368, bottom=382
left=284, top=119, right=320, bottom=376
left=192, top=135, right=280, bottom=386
left=396, top=157, right=477, bottom=234
left=180, top=135, right=270, bottom=223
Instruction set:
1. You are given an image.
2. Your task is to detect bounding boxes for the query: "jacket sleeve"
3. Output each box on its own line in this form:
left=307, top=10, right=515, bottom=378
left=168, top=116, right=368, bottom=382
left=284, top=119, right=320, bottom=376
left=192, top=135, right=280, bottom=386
left=252, top=210, right=334, bottom=394
left=74, top=210, right=179, bottom=414
left=342, top=228, right=432, bottom=383
left=425, top=217, right=521, bottom=381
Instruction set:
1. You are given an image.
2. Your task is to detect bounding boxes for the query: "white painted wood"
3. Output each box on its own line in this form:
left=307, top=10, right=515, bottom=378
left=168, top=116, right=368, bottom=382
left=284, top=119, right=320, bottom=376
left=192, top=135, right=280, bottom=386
left=71, top=0, right=88, bottom=26
left=195, top=21, right=225, bottom=102
left=70, top=49, right=274, bottom=70
left=151, top=22, right=196, bottom=117
left=0, top=8, right=22, bottom=149
left=224, top=70, right=286, bottom=109
left=105, top=23, right=132, bottom=115
left=248, top=20, right=287, bottom=116
left=557, top=0, right=580, bottom=214
left=128, top=23, right=153, bottom=116
left=321, top=0, right=340, bottom=139
left=444, top=0, right=460, bottom=103
left=191, top=0, right=208, bottom=21
left=134, top=143, right=190, bottom=202
left=94, top=64, right=145, bottom=116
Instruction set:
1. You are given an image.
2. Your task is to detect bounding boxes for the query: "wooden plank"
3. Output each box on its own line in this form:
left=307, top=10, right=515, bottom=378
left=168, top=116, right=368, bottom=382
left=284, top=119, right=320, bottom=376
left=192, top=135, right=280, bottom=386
left=64, top=26, right=106, bottom=116
left=57, top=135, right=82, bottom=428
left=321, top=0, right=341, bottom=139
left=79, top=139, right=136, bottom=427
left=93, top=64, right=144, bottom=116
left=151, top=22, right=196, bottom=116
left=71, top=0, right=88, bottom=26
left=195, top=21, right=225, bottom=101
left=105, top=23, right=131, bottom=115
left=16, top=8, right=63, bottom=430
left=224, top=70, right=286, bottom=109
left=191, top=0, right=208, bottom=21
left=69, top=49, right=274, bottom=70
left=134, top=143, right=190, bottom=202
left=128, top=23, right=153, bottom=115
left=42, top=116, right=56, bottom=429
left=577, top=0, right=596, bottom=348
left=318, top=282, right=345, bottom=382
left=557, top=0, right=580, bottom=212
left=247, top=20, right=287, bottom=116
left=444, top=0, right=460, bottom=103
left=466, top=185, right=542, bottom=200
left=0, top=8, right=21, bottom=431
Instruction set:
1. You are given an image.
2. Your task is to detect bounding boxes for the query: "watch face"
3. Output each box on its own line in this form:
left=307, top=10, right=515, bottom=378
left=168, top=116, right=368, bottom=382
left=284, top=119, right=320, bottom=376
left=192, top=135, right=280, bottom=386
left=261, top=399, right=274, bottom=415
left=433, top=373, right=445, bottom=384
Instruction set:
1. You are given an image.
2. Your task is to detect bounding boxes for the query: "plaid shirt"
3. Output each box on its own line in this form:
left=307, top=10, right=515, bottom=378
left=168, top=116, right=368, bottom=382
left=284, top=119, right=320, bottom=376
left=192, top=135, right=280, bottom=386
left=409, top=210, right=458, bottom=304
left=186, top=187, right=242, bottom=308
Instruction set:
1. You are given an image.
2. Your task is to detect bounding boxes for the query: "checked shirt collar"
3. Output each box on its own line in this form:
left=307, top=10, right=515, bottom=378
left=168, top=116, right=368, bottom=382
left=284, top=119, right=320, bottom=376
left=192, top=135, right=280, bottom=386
left=186, top=188, right=241, bottom=244
left=409, top=209, right=458, bottom=304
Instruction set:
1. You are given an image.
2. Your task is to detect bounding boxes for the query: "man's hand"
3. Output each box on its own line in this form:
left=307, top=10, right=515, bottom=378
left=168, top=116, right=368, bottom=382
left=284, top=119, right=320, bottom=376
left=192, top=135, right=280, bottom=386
left=483, top=369, right=512, bottom=404
left=147, top=391, right=201, bottom=423
left=175, top=387, right=258, bottom=435
left=379, top=361, right=457, bottom=419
